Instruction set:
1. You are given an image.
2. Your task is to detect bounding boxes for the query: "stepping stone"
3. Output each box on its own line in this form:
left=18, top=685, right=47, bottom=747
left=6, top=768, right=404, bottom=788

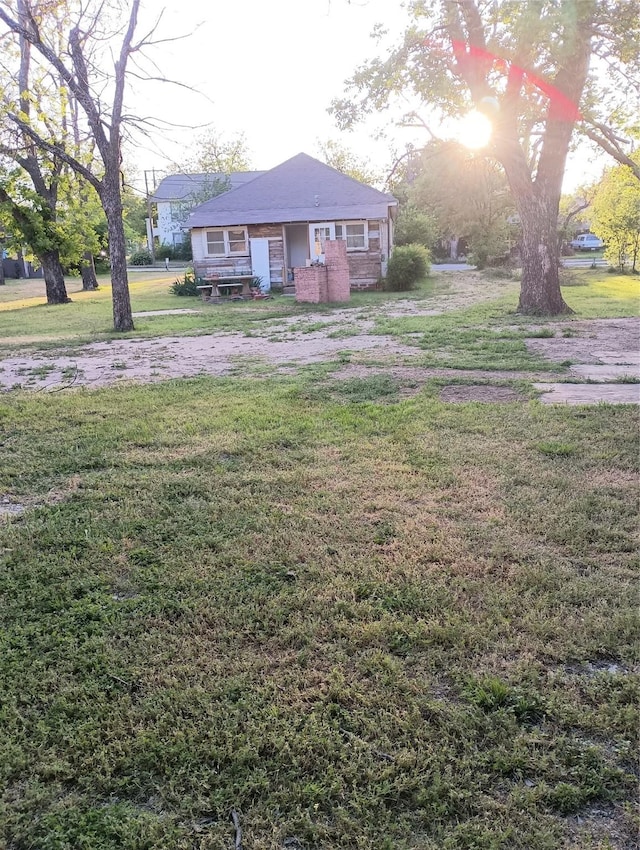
left=569, top=364, right=639, bottom=380
left=534, top=383, right=640, bottom=405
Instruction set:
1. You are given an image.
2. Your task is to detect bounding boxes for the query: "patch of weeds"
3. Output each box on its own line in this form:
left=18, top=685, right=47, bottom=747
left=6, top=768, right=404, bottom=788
left=110, top=361, right=128, bottom=370
left=561, top=327, right=578, bottom=338
left=526, top=328, right=555, bottom=338
left=371, top=521, right=396, bottom=545
left=326, top=375, right=401, bottom=403
left=327, top=326, right=360, bottom=339
left=300, top=321, right=335, bottom=334
left=535, top=441, right=576, bottom=457
left=27, top=364, right=57, bottom=379
left=60, top=365, right=82, bottom=381
left=463, top=676, right=547, bottom=724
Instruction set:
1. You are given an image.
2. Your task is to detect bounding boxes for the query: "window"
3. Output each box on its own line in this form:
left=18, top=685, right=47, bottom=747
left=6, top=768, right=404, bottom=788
left=205, top=228, right=249, bottom=256
left=227, top=229, right=248, bottom=254
left=335, top=221, right=368, bottom=250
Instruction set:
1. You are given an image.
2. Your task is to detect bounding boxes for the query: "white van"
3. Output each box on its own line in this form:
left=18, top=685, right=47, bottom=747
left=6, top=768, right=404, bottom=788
left=569, top=233, right=604, bottom=251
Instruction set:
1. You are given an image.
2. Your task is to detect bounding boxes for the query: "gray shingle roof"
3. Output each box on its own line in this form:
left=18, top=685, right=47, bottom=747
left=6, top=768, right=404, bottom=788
left=187, top=153, right=397, bottom=227
left=149, top=172, right=266, bottom=202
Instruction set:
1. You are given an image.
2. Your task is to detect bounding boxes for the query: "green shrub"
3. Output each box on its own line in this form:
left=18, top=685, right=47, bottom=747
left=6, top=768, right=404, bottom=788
left=385, top=244, right=431, bottom=291
left=129, top=249, right=152, bottom=266
left=173, top=239, right=193, bottom=261
left=156, top=240, right=193, bottom=262
left=169, top=269, right=200, bottom=296
left=156, top=244, right=173, bottom=260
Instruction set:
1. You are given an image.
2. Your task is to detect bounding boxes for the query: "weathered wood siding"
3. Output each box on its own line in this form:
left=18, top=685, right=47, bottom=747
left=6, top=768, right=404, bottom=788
left=346, top=219, right=386, bottom=289
left=248, top=224, right=282, bottom=239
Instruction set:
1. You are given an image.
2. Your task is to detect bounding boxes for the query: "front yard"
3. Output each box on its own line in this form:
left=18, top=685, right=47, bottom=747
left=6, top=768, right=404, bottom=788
left=0, top=268, right=638, bottom=849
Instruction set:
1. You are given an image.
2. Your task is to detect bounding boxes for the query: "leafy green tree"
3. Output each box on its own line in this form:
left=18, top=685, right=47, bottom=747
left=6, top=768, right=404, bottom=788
left=317, top=139, right=383, bottom=187
left=394, top=205, right=438, bottom=249
left=591, top=154, right=640, bottom=271
left=394, top=140, right=514, bottom=264
left=558, top=185, right=596, bottom=247
left=170, top=128, right=252, bottom=174
left=332, top=0, right=640, bottom=314
left=0, top=165, right=74, bottom=302
left=122, top=186, right=148, bottom=252
left=0, top=0, right=149, bottom=331
left=0, top=1, right=72, bottom=303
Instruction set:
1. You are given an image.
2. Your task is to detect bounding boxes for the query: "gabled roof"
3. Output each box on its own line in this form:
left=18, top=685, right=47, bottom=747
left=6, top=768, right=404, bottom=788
left=187, top=153, right=397, bottom=227
left=149, top=171, right=266, bottom=202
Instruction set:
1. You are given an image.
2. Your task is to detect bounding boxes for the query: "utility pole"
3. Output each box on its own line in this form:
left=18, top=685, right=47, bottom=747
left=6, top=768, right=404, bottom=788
left=144, top=169, right=157, bottom=262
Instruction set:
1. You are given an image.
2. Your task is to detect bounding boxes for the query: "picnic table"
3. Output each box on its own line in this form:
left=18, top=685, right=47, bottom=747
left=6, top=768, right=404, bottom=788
left=196, top=272, right=254, bottom=300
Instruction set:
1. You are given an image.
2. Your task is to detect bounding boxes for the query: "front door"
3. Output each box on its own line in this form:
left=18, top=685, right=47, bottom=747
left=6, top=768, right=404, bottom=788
left=250, top=238, right=270, bottom=291
left=309, top=223, right=335, bottom=263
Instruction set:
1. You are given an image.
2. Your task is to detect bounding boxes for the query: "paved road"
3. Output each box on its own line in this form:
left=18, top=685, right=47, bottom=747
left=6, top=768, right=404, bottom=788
left=432, top=259, right=607, bottom=271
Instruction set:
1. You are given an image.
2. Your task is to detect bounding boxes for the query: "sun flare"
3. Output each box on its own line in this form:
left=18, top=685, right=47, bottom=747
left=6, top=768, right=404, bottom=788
left=453, top=109, right=493, bottom=149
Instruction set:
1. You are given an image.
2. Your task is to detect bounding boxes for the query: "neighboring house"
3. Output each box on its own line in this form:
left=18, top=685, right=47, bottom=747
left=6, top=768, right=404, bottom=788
left=187, top=153, right=398, bottom=290
left=148, top=171, right=266, bottom=248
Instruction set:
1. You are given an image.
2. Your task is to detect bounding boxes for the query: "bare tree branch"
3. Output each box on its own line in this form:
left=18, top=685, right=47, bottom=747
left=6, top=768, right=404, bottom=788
left=7, top=111, right=101, bottom=192
left=581, top=122, right=640, bottom=180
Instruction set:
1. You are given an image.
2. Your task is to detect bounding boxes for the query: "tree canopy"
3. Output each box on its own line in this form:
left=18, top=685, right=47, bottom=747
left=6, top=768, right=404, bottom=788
left=332, top=0, right=640, bottom=314
left=169, top=128, right=252, bottom=175
left=591, top=152, right=640, bottom=271
left=317, top=139, right=383, bottom=187
left=0, top=0, right=152, bottom=331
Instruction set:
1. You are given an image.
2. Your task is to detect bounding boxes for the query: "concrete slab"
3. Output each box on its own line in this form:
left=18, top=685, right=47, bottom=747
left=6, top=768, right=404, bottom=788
left=569, top=364, right=639, bottom=380
left=534, top=383, right=640, bottom=405
left=590, top=350, right=640, bottom=366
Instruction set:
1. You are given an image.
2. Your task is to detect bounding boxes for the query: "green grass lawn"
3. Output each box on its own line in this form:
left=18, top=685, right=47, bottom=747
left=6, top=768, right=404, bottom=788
left=559, top=268, right=640, bottom=318
left=1, top=375, right=638, bottom=849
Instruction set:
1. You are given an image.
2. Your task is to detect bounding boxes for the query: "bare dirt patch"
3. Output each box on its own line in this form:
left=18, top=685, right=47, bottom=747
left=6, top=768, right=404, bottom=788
left=1, top=277, right=637, bottom=404
left=525, top=318, right=639, bottom=367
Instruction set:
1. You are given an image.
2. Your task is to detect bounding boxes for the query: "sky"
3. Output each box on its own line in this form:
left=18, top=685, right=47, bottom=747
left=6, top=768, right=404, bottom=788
left=126, top=0, right=606, bottom=195
left=128, top=0, right=411, bottom=186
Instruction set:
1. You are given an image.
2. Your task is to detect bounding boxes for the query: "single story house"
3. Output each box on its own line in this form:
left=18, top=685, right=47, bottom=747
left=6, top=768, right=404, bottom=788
left=186, top=153, right=398, bottom=290
left=148, top=171, right=266, bottom=248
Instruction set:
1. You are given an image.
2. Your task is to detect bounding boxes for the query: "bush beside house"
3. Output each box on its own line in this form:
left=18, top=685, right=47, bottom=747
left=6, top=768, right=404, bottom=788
left=385, top=244, right=431, bottom=291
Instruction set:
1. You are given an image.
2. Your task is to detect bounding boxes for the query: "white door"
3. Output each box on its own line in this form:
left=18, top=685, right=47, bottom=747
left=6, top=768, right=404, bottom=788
left=250, top=238, right=270, bottom=291
left=309, top=223, right=335, bottom=263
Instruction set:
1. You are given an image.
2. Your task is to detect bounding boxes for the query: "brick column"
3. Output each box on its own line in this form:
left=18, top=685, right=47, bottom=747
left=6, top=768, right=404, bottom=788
left=324, top=240, right=351, bottom=302
left=294, top=265, right=328, bottom=303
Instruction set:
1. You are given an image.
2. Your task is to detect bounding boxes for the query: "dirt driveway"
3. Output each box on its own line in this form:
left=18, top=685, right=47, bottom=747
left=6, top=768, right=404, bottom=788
left=1, top=272, right=637, bottom=404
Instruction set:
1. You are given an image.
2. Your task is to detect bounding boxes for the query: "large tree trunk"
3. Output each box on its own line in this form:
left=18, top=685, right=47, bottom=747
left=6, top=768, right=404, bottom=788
left=102, top=173, right=134, bottom=332
left=80, top=251, right=99, bottom=290
left=40, top=249, right=71, bottom=304
left=517, top=193, right=571, bottom=315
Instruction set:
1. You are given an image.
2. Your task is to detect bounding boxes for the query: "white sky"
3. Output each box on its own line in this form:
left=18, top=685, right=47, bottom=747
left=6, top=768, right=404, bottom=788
left=126, top=0, right=605, bottom=194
